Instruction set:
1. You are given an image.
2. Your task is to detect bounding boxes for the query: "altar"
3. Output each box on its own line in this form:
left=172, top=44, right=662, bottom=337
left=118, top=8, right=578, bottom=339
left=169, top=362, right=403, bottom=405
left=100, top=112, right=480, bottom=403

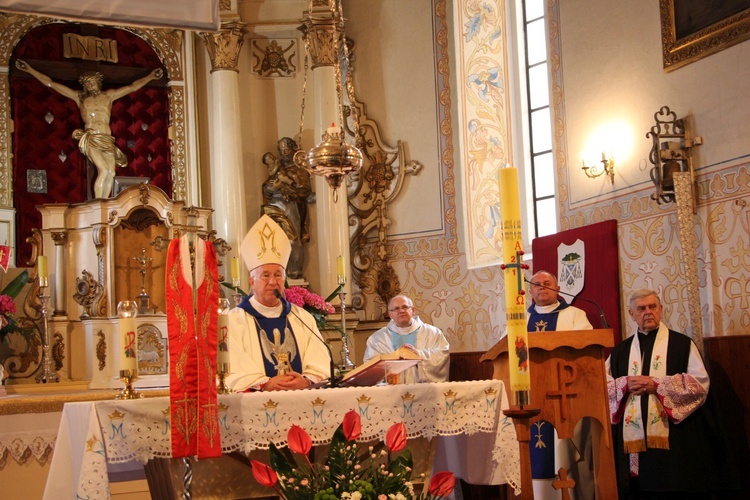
left=45, top=380, right=520, bottom=499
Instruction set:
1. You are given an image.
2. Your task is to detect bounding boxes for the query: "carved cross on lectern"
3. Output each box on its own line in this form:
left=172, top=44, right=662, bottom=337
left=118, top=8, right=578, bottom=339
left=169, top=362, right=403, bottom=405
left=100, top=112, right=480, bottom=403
left=546, top=361, right=578, bottom=421
left=552, top=467, right=575, bottom=500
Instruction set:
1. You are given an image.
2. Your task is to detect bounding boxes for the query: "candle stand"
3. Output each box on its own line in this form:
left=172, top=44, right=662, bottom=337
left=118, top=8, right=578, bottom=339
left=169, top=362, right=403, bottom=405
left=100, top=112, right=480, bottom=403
left=337, top=275, right=356, bottom=372
left=116, top=369, right=143, bottom=400
left=217, top=362, right=230, bottom=394
left=231, top=277, right=243, bottom=306
left=35, top=277, right=60, bottom=383
left=216, top=297, right=231, bottom=394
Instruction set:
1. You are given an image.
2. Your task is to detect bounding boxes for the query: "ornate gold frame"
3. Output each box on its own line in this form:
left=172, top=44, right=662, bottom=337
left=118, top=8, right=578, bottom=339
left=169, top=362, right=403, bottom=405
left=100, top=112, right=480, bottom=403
left=660, top=0, right=750, bottom=72
left=0, top=14, right=190, bottom=206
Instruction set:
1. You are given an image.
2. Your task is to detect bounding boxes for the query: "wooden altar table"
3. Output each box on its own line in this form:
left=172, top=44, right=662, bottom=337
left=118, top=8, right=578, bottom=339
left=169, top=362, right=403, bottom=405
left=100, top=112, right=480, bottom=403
left=45, top=380, right=521, bottom=499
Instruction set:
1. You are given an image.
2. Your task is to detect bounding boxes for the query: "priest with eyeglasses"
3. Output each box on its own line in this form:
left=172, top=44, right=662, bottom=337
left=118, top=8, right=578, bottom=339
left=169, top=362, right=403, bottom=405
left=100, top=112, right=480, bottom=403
left=363, top=294, right=450, bottom=383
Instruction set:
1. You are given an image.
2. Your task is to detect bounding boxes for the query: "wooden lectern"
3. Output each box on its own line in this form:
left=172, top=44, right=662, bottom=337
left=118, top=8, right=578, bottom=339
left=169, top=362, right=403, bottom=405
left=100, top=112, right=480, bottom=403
left=480, top=329, right=617, bottom=499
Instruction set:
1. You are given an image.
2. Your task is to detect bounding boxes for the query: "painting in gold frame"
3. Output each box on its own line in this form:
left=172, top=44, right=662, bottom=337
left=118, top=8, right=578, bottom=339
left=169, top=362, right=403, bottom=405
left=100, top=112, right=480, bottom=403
left=660, top=0, right=750, bottom=72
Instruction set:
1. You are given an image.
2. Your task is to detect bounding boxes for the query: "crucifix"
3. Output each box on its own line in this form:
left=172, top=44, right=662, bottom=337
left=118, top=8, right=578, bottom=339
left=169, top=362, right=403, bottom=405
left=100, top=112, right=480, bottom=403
left=132, top=247, right=154, bottom=314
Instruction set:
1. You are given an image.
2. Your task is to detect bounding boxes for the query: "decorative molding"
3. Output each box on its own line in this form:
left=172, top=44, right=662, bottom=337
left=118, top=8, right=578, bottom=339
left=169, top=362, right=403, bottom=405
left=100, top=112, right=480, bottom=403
left=52, top=332, right=64, bottom=371
left=73, top=269, right=103, bottom=319
left=659, top=0, right=750, bottom=72
left=92, top=227, right=108, bottom=317
left=347, top=91, right=423, bottom=308
left=251, top=38, right=297, bottom=78
left=96, top=330, right=106, bottom=371
left=0, top=77, right=10, bottom=208
left=300, top=13, right=341, bottom=69
left=199, top=21, right=247, bottom=73
left=168, top=86, right=188, bottom=201
left=50, top=230, right=68, bottom=245
left=673, top=171, right=703, bottom=353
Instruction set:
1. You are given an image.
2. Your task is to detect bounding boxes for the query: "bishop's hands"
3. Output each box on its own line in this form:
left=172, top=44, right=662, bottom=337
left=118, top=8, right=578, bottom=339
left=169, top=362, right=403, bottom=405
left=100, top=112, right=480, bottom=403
left=627, top=375, right=656, bottom=396
left=263, top=371, right=311, bottom=391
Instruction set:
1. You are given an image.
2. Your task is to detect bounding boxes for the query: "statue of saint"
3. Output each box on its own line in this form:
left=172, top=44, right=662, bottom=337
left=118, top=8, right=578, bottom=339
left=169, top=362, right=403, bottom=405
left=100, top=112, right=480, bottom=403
left=16, top=60, right=163, bottom=199
left=261, top=137, right=313, bottom=280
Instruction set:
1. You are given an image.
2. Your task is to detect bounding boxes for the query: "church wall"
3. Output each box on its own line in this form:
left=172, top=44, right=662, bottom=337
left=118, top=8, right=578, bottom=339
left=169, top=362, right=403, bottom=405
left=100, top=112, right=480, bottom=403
left=341, top=0, right=506, bottom=351
left=551, top=0, right=750, bottom=338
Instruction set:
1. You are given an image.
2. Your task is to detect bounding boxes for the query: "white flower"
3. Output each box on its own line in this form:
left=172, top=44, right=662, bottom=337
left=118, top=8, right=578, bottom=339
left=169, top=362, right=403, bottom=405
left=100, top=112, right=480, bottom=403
left=351, top=493, right=362, bottom=500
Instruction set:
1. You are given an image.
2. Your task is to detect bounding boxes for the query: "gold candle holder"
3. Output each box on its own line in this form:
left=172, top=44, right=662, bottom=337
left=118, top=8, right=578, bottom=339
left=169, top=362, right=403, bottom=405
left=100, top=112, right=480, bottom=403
left=217, top=362, right=230, bottom=394
left=116, top=369, right=143, bottom=399
left=217, top=298, right=231, bottom=394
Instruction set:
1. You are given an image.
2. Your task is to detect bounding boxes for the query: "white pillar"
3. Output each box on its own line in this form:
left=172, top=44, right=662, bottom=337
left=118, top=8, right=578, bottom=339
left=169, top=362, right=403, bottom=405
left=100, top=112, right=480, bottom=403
left=304, top=3, right=353, bottom=301
left=200, top=22, right=248, bottom=267
left=51, top=230, right=67, bottom=316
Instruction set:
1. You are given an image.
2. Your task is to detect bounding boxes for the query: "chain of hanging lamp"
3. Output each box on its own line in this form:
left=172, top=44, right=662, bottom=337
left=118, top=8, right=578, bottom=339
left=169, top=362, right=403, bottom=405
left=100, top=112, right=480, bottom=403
left=293, top=0, right=363, bottom=202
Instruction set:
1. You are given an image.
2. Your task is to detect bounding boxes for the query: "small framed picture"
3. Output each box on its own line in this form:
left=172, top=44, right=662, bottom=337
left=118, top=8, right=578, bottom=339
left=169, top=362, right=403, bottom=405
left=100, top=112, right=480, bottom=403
left=27, top=169, right=47, bottom=194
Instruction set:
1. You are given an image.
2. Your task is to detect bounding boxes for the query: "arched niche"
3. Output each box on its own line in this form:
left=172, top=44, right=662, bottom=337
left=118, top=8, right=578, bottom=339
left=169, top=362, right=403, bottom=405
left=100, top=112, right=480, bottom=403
left=0, top=13, right=193, bottom=265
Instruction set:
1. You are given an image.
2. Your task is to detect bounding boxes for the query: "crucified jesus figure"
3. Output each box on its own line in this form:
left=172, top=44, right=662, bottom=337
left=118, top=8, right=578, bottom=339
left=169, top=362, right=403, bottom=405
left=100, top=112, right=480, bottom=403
left=16, top=60, right=163, bottom=199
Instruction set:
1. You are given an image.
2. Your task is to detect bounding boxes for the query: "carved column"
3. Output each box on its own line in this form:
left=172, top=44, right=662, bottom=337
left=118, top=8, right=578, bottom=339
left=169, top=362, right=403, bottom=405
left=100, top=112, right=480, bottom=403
left=302, top=1, right=352, bottom=300
left=51, top=230, right=68, bottom=316
left=199, top=21, right=248, bottom=268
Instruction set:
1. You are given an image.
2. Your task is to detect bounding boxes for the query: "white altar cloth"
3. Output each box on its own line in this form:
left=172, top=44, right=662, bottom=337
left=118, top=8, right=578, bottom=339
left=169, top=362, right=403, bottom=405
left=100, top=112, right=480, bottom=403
left=45, top=380, right=520, bottom=499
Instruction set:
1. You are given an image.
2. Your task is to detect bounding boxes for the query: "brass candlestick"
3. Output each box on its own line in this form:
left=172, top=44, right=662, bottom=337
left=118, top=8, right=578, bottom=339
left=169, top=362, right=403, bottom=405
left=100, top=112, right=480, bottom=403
left=337, top=275, right=355, bottom=372
left=35, top=277, right=60, bottom=383
left=216, top=298, right=231, bottom=394
left=217, top=362, right=230, bottom=394
left=116, top=369, right=143, bottom=399
left=231, top=277, right=242, bottom=306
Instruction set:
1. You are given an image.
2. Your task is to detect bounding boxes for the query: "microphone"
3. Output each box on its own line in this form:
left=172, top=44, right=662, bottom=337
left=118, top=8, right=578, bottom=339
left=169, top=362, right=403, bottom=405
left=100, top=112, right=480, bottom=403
left=523, top=276, right=610, bottom=329
left=274, top=289, right=340, bottom=387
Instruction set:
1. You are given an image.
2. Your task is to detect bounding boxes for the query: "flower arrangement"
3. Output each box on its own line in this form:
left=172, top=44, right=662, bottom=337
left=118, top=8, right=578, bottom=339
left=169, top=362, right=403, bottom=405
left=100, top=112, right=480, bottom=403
left=285, top=286, right=337, bottom=332
left=251, top=410, right=455, bottom=500
left=0, top=270, right=29, bottom=345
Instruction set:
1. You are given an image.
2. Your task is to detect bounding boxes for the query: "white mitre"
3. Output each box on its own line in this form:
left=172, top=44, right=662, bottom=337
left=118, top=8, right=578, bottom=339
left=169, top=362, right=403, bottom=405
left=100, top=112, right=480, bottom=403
left=240, top=214, right=292, bottom=271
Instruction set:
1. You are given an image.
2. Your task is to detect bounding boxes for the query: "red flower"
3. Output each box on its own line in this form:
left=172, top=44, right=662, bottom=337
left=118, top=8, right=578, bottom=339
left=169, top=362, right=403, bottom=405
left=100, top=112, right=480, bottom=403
left=342, top=410, right=361, bottom=441
left=288, top=424, right=312, bottom=455
left=250, top=460, right=278, bottom=487
left=428, top=471, right=455, bottom=497
left=385, top=422, right=407, bottom=452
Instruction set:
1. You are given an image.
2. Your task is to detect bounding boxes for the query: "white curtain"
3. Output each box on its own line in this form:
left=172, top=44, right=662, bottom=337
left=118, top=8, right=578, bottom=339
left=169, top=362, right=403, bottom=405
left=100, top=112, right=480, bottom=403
left=0, top=0, right=219, bottom=30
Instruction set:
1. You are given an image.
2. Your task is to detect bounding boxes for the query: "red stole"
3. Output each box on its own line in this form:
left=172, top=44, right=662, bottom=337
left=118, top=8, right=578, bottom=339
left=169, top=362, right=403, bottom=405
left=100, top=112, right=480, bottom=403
left=165, top=236, right=221, bottom=458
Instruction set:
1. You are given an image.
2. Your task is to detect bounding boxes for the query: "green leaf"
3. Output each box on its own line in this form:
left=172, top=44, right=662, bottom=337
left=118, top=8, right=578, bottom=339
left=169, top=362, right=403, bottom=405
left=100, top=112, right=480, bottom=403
left=220, top=281, right=247, bottom=297
left=324, top=284, right=343, bottom=303
left=268, top=442, right=294, bottom=476
left=1, top=270, right=29, bottom=298
left=388, top=449, right=413, bottom=475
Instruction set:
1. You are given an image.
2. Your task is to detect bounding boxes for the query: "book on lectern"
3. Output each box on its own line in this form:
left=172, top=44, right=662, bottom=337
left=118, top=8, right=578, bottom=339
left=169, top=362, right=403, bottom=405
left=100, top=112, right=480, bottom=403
left=340, top=346, right=421, bottom=387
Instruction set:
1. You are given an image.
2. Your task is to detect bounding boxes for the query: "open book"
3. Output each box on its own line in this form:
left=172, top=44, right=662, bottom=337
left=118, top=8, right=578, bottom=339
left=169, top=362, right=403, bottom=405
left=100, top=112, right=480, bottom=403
left=340, top=346, right=421, bottom=387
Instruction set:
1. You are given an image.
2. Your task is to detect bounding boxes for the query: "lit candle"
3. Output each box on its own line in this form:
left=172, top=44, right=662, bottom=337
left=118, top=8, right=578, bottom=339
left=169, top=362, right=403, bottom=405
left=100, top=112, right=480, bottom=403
left=327, top=123, right=338, bottom=137
left=38, top=255, right=48, bottom=280
left=217, top=298, right=230, bottom=366
left=497, top=166, right=531, bottom=405
left=337, top=255, right=345, bottom=280
left=117, top=301, right=138, bottom=372
left=230, top=257, right=241, bottom=285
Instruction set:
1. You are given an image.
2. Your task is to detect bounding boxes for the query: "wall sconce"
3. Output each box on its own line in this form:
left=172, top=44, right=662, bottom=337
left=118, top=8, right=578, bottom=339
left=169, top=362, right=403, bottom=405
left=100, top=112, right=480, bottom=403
left=581, top=153, right=615, bottom=185
left=646, top=106, right=702, bottom=213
